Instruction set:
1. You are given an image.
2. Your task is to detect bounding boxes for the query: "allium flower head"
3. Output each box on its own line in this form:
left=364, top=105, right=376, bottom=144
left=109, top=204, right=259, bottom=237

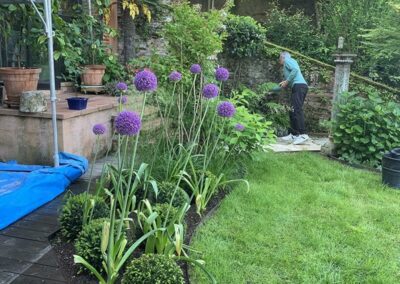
left=115, top=111, right=141, bottom=136
left=235, top=123, right=245, bottom=131
left=190, top=64, right=202, bottom=74
left=217, top=101, right=236, bottom=118
left=116, top=82, right=128, bottom=92
left=169, top=71, right=182, bottom=82
left=134, top=70, right=158, bottom=92
left=92, top=124, right=107, bottom=135
left=215, top=67, right=229, bottom=81
left=118, top=96, right=128, bottom=105
left=202, top=83, right=219, bottom=99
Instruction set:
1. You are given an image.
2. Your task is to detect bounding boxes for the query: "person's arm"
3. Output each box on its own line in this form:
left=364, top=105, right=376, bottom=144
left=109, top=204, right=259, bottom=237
left=285, top=60, right=299, bottom=86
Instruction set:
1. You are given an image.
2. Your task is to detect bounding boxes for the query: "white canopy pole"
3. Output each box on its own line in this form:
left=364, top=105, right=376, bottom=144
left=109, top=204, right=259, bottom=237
left=43, top=0, right=59, bottom=167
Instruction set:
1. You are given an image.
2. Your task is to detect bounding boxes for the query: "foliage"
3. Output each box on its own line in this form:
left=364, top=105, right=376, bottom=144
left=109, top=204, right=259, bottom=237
left=122, top=254, right=184, bottom=284
left=191, top=152, right=400, bottom=283
left=156, top=181, right=189, bottom=208
left=59, top=193, right=109, bottom=242
left=264, top=5, right=330, bottom=61
left=361, top=2, right=400, bottom=88
left=136, top=199, right=187, bottom=256
left=154, top=203, right=180, bottom=225
left=164, top=2, right=226, bottom=70
left=75, top=218, right=107, bottom=275
left=332, top=90, right=400, bottom=167
left=224, top=15, right=266, bottom=58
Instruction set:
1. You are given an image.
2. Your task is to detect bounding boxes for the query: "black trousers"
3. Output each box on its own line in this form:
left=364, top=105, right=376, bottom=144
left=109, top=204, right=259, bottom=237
left=289, top=84, right=308, bottom=135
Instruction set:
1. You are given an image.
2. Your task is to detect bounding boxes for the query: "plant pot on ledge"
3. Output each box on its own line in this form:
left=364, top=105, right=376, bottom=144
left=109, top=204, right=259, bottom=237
left=0, top=67, right=42, bottom=107
left=81, top=65, right=106, bottom=86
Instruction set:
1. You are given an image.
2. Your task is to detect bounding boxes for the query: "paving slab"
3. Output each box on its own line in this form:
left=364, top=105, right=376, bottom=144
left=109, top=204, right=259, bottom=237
left=266, top=137, right=328, bottom=153
left=10, top=275, right=66, bottom=284
left=0, top=236, right=50, bottom=262
left=20, top=264, right=66, bottom=282
left=0, top=226, right=50, bottom=242
left=0, top=272, right=18, bottom=284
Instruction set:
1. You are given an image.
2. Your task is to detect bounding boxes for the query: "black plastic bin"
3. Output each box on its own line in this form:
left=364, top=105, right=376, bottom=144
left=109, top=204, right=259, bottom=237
left=382, top=148, right=400, bottom=188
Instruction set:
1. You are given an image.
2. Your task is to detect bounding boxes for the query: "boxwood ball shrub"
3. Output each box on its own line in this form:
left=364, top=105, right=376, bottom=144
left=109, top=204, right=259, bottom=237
left=154, top=203, right=180, bottom=224
left=122, top=254, right=184, bottom=284
left=75, top=218, right=132, bottom=274
left=59, top=193, right=109, bottom=242
left=157, top=181, right=189, bottom=208
left=75, top=218, right=106, bottom=274
left=332, top=90, right=400, bottom=167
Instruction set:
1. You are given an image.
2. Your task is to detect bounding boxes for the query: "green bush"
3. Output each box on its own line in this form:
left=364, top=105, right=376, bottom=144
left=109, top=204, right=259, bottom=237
left=122, top=254, right=184, bottom=284
left=332, top=90, right=400, bottom=167
left=75, top=218, right=133, bottom=275
left=154, top=203, right=180, bottom=225
left=59, top=193, right=109, bottom=242
left=74, top=218, right=106, bottom=274
left=264, top=5, right=330, bottom=61
left=157, top=181, right=189, bottom=208
left=224, top=15, right=266, bottom=58
left=164, top=2, right=225, bottom=70
left=220, top=94, right=276, bottom=157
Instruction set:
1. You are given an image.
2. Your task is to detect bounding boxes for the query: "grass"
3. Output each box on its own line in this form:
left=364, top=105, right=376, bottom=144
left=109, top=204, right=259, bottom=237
left=190, top=152, right=400, bottom=283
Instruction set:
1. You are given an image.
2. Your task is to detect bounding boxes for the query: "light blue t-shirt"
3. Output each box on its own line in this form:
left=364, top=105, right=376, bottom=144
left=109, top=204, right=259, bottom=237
left=283, top=57, right=308, bottom=88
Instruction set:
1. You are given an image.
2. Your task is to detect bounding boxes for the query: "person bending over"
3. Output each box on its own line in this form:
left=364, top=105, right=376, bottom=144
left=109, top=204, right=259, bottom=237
left=279, top=51, right=309, bottom=145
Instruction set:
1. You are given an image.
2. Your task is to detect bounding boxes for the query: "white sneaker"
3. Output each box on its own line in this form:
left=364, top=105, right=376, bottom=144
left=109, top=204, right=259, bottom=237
left=293, top=134, right=310, bottom=145
left=280, top=134, right=294, bottom=143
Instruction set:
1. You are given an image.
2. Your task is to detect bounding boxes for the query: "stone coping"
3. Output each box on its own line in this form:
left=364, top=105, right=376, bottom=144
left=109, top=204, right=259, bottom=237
left=0, top=93, right=118, bottom=120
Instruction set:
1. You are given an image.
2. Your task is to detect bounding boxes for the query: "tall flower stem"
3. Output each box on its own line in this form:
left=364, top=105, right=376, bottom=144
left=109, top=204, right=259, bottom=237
left=163, top=100, right=211, bottom=227
left=117, top=92, right=148, bottom=239
left=82, top=135, right=100, bottom=226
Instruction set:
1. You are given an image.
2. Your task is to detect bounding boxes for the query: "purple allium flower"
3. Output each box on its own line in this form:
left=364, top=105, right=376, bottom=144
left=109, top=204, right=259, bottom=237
left=134, top=70, right=158, bottom=92
left=92, top=124, right=107, bottom=135
left=116, top=82, right=128, bottom=92
left=118, top=96, right=128, bottom=105
left=235, top=123, right=245, bottom=131
left=169, top=71, right=182, bottom=82
left=202, top=83, right=219, bottom=99
left=215, top=67, right=229, bottom=81
left=115, top=111, right=141, bottom=136
left=217, top=101, right=236, bottom=118
left=190, top=64, right=202, bottom=74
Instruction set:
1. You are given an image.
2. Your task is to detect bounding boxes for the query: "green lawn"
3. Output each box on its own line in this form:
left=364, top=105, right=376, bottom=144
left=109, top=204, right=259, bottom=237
left=190, top=152, right=400, bottom=283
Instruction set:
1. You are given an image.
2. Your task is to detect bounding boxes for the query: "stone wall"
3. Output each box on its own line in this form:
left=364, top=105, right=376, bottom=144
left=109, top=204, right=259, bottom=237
left=117, top=0, right=171, bottom=64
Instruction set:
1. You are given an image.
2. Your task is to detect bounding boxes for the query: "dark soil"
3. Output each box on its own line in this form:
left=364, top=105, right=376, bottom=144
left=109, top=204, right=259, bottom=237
left=51, top=188, right=231, bottom=284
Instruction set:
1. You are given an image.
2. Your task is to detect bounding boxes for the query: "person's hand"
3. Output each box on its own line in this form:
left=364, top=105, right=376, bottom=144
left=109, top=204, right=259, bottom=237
left=279, top=80, right=289, bottom=88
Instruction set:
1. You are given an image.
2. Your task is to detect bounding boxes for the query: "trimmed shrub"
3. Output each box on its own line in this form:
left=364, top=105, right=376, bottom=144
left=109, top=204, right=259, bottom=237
left=154, top=203, right=180, bottom=224
left=122, top=254, right=184, bottom=284
left=157, top=181, right=189, bottom=208
left=74, top=218, right=106, bottom=274
left=224, top=15, right=266, bottom=58
left=332, top=90, right=400, bottom=167
left=75, top=218, right=134, bottom=274
left=59, top=193, right=109, bottom=242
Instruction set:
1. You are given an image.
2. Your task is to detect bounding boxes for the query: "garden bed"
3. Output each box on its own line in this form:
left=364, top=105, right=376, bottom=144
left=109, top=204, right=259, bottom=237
left=50, top=188, right=231, bottom=283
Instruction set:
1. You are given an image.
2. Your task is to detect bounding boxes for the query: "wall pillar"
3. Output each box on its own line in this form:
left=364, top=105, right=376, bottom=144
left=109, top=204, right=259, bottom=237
left=331, top=48, right=356, bottom=120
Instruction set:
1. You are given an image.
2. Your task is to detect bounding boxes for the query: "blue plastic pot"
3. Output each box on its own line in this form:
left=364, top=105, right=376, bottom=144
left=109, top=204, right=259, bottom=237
left=66, top=97, right=88, bottom=110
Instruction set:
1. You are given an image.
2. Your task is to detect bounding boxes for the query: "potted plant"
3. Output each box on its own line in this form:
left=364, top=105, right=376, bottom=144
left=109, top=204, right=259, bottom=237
left=80, top=0, right=109, bottom=87
left=0, top=4, right=42, bottom=107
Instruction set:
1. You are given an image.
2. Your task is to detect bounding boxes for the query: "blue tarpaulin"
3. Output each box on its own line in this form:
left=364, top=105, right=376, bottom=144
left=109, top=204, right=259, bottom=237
left=0, top=152, right=88, bottom=230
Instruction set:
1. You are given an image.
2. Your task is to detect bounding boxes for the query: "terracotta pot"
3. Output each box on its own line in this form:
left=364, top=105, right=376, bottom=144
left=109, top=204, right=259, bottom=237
left=81, top=65, right=106, bottom=86
left=0, top=67, right=42, bottom=106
